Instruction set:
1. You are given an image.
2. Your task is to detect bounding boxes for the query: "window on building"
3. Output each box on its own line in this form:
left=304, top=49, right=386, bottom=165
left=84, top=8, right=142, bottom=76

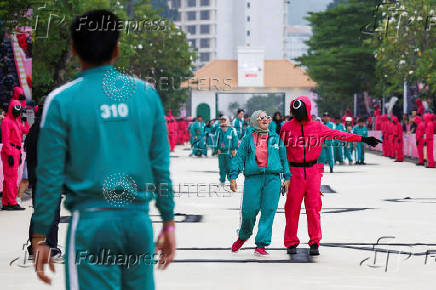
left=200, top=24, right=210, bottom=34
left=200, top=0, right=210, bottom=6
left=200, top=38, right=210, bottom=48
left=200, top=10, right=210, bottom=20
left=187, top=25, right=196, bottom=34
left=187, top=0, right=196, bottom=7
left=247, top=2, right=250, bottom=8
left=174, top=11, right=181, bottom=21
left=171, top=0, right=181, bottom=8
left=200, top=52, right=210, bottom=62
left=187, top=11, right=196, bottom=21
left=247, top=15, right=250, bottom=22
left=247, top=30, right=250, bottom=36
left=188, top=39, right=196, bottom=48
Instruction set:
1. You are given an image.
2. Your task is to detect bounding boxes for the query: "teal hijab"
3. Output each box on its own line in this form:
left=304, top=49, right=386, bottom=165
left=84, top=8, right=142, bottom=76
left=250, top=110, right=269, bottom=136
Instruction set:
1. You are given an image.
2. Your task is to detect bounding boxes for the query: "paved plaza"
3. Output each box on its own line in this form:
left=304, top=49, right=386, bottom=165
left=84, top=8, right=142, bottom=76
left=1, top=145, right=436, bottom=290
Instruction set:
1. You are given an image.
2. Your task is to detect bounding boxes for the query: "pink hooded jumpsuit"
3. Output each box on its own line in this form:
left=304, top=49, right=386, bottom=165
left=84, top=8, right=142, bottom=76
left=280, top=96, right=363, bottom=247
left=424, top=113, right=435, bottom=168
left=381, top=115, right=388, bottom=156
left=1, top=100, right=30, bottom=206
left=392, top=116, right=404, bottom=161
left=415, top=116, right=425, bottom=164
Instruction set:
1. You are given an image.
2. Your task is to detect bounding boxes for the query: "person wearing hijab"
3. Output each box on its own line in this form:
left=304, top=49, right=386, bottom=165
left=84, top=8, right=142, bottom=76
left=229, top=110, right=291, bottom=256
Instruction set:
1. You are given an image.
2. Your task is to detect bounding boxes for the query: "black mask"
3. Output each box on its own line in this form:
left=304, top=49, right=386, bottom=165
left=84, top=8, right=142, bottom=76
left=18, top=94, right=26, bottom=101
left=12, top=105, right=22, bottom=118
left=291, top=100, right=308, bottom=122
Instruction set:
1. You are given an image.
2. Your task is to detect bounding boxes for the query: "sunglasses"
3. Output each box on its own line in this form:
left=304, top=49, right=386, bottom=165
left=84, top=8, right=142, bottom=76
left=258, top=115, right=271, bottom=121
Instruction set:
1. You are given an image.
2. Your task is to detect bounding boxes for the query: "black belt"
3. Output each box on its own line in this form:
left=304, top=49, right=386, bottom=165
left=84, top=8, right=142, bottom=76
left=289, top=159, right=318, bottom=168
left=10, top=143, right=21, bottom=150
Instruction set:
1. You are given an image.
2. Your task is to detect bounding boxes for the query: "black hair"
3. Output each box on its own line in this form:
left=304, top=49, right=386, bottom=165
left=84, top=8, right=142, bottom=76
left=237, top=109, right=245, bottom=114
left=71, top=10, right=120, bottom=65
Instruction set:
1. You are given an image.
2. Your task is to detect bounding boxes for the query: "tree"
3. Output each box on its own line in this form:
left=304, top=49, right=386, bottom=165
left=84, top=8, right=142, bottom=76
left=245, top=94, right=284, bottom=116
left=33, top=0, right=195, bottom=114
left=0, top=0, right=32, bottom=33
left=298, top=0, right=379, bottom=116
left=370, top=0, right=436, bottom=112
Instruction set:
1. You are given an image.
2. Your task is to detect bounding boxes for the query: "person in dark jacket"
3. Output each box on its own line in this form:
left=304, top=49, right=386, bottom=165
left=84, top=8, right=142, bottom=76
left=26, top=105, right=62, bottom=259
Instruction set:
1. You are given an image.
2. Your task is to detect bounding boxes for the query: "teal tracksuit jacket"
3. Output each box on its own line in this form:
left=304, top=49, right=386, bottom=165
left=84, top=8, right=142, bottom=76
left=215, top=127, right=238, bottom=182
left=232, top=117, right=244, bottom=140
left=33, top=65, right=174, bottom=290
left=334, top=123, right=345, bottom=163
left=191, top=121, right=206, bottom=156
left=229, top=128, right=291, bottom=247
left=353, top=125, right=368, bottom=162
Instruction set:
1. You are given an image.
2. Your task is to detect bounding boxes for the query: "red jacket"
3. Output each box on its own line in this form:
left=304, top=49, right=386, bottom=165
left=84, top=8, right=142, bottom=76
left=415, top=116, right=425, bottom=142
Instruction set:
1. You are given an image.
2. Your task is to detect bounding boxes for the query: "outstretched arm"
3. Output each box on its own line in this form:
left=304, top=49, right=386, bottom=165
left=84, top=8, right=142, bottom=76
left=320, top=124, right=381, bottom=147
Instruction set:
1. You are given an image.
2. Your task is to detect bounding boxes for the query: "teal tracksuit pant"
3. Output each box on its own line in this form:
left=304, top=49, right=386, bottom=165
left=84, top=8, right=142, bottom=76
left=238, top=174, right=281, bottom=247
left=319, top=142, right=334, bottom=169
left=355, top=142, right=365, bottom=163
left=344, top=142, right=353, bottom=163
left=218, top=154, right=232, bottom=183
left=66, top=210, right=155, bottom=290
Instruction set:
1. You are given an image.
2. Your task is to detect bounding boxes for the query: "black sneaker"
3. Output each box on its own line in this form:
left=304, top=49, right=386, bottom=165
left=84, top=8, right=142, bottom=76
left=5, top=204, right=25, bottom=210
left=287, top=245, right=297, bottom=255
left=329, top=167, right=333, bottom=173
left=309, top=244, right=320, bottom=256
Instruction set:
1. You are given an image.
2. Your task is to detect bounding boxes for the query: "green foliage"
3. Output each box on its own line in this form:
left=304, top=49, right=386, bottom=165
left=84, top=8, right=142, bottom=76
left=370, top=0, right=436, bottom=102
left=298, top=0, right=379, bottom=116
left=0, top=0, right=32, bottom=33
left=32, top=0, right=195, bottom=114
left=245, top=94, right=284, bottom=116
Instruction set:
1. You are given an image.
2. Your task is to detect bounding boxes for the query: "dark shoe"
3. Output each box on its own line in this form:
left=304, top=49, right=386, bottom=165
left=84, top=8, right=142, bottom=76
left=309, top=244, right=320, bottom=256
left=329, top=167, right=333, bottom=173
left=2, top=205, right=9, bottom=210
left=287, top=245, right=297, bottom=255
left=361, top=162, right=366, bottom=165
left=416, top=163, right=425, bottom=166
left=5, top=204, right=25, bottom=210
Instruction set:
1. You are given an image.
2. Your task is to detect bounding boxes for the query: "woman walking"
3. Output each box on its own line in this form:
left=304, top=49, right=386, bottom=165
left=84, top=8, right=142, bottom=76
left=230, top=110, right=291, bottom=256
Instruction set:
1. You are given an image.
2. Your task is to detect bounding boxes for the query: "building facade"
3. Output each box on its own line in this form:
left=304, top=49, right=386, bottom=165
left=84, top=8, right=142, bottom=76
left=168, top=0, right=287, bottom=69
left=284, top=25, right=312, bottom=62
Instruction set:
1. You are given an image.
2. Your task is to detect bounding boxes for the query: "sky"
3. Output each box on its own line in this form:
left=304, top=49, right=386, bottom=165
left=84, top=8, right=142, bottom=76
left=288, top=0, right=333, bottom=25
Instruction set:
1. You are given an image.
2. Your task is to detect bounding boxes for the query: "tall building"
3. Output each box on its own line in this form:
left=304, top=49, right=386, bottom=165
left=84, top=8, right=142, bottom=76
left=168, top=0, right=288, bottom=69
left=284, top=25, right=312, bottom=62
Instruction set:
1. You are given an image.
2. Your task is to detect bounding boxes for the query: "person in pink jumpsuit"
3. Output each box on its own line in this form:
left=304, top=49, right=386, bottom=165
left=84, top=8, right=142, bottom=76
left=424, top=113, right=435, bottom=168
left=381, top=115, right=388, bottom=156
left=1, top=100, right=30, bottom=210
left=166, top=110, right=176, bottom=152
left=392, top=116, right=404, bottom=162
left=280, top=96, right=381, bottom=255
left=415, top=116, right=425, bottom=166
left=12, top=86, right=26, bottom=109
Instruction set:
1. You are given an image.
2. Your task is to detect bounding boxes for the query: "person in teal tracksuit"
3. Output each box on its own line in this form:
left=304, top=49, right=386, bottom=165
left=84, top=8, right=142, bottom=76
left=232, top=109, right=245, bottom=140
left=215, top=116, right=238, bottom=185
left=319, top=112, right=335, bottom=172
left=31, top=10, right=175, bottom=290
left=191, top=115, right=207, bottom=157
left=229, top=110, right=291, bottom=256
left=353, top=119, right=368, bottom=164
left=344, top=117, right=354, bottom=164
left=210, top=115, right=222, bottom=155
left=333, top=117, right=345, bottom=164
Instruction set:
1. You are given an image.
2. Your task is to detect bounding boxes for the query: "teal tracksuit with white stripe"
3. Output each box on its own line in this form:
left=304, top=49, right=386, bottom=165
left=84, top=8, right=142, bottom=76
left=215, top=127, right=238, bottom=183
left=32, top=65, right=174, bottom=290
left=229, top=128, right=291, bottom=247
